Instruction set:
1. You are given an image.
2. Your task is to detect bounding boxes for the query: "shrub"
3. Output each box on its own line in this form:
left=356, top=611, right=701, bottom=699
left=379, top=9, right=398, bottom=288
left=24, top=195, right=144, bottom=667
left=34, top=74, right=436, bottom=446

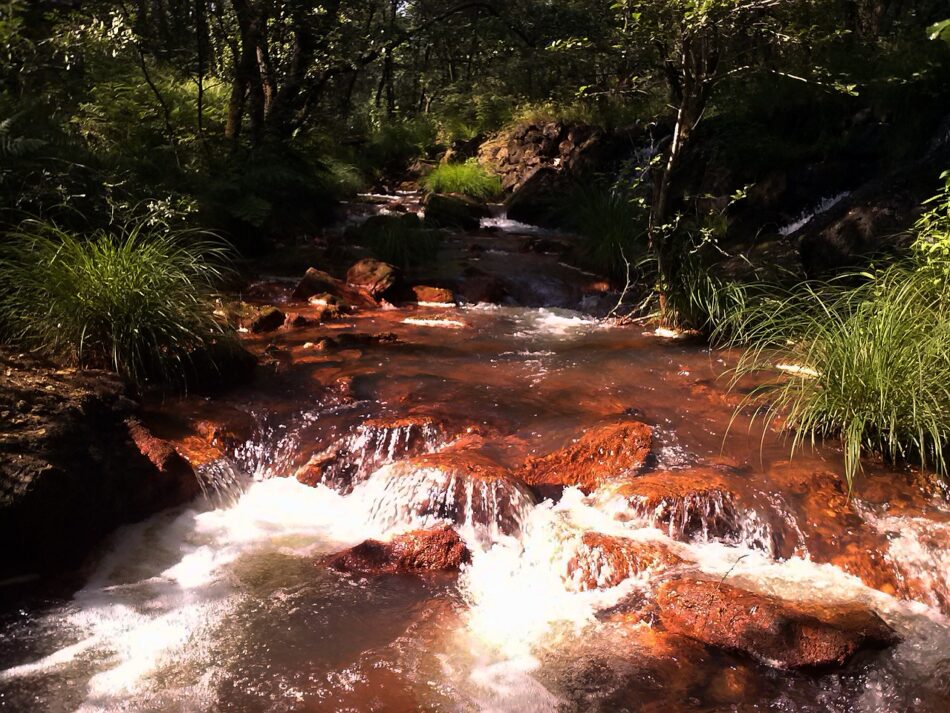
left=722, top=266, right=950, bottom=490
left=346, top=214, right=440, bottom=268
left=423, top=160, right=501, bottom=200
left=0, top=220, right=233, bottom=385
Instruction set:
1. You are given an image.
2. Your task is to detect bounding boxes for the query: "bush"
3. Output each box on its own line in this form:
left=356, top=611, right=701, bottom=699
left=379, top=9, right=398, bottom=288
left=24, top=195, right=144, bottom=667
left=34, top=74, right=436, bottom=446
left=346, top=214, right=440, bottom=268
left=723, top=265, right=950, bottom=490
left=423, top=160, right=501, bottom=200
left=0, top=220, right=233, bottom=385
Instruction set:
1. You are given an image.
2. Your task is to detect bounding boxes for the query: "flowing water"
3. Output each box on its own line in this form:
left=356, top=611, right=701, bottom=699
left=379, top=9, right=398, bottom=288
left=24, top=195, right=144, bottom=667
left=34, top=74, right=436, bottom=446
left=1, top=214, right=948, bottom=712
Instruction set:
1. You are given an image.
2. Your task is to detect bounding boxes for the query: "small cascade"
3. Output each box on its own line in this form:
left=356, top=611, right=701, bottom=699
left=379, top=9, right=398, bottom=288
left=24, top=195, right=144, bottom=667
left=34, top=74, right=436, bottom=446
left=610, top=488, right=780, bottom=556
left=778, top=191, right=851, bottom=236
left=296, top=416, right=457, bottom=491
left=195, top=458, right=250, bottom=508
left=355, top=460, right=536, bottom=545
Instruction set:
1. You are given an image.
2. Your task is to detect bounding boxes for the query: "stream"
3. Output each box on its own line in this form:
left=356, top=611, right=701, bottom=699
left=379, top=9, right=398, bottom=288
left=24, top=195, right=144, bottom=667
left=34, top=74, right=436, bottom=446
left=0, top=205, right=948, bottom=712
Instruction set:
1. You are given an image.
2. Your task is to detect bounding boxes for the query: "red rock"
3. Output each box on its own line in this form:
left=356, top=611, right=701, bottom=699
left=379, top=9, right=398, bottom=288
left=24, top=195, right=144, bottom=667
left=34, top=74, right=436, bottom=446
left=567, top=532, right=685, bottom=590
left=387, top=450, right=536, bottom=540
left=656, top=578, right=897, bottom=669
left=327, top=525, right=470, bottom=573
left=516, top=421, right=653, bottom=493
left=346, top=258, right=399, bottom=298
left=194, top=407, right=256, bottom=450
left=292, top=267, right=377, bottom=309
left=410, top=285, right=455, bottom=304
left=126, top=418, right=202, bottom=502
left=612, top=467, right=795, bottom=556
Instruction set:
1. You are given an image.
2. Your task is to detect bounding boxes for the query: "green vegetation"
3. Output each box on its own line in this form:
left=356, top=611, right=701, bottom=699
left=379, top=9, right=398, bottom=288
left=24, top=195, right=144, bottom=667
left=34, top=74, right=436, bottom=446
left=346, top=215, right=440, bottom=268
left=567, top=184, right=648, bottom=281
left=423, top=161, right=502, bottom=200
left=0, top=221, right=232, bottom=385
left=721, top=182, right=950, bottom=488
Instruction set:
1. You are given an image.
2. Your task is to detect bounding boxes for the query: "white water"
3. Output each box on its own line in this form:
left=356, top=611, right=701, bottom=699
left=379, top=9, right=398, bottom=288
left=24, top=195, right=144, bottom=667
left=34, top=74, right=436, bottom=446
left=778, top=191, right=851, bottom=236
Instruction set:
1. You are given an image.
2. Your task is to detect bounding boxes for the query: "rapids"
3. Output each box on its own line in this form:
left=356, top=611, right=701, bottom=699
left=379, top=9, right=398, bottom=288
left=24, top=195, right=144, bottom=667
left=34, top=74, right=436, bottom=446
left=1, top=213, right=948, bottom=712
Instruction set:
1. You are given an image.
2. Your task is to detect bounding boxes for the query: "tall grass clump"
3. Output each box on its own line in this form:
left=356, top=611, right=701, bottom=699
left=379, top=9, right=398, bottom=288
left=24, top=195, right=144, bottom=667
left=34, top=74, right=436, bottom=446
left=0, top=220, right=233, bottom=385
left=423, top=160, right=501, bottom=200
left=722, top=263, right=950, bottom=490
left=567, top=184, right=649, bottom=281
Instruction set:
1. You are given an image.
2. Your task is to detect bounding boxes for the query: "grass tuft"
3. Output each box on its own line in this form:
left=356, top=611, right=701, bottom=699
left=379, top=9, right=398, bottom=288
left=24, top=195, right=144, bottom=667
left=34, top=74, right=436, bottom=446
left=0, top=220, right=233, bottom=385
left=423, top=160, right=501, bottom=200
left=721, top=266, right=950, bottom=490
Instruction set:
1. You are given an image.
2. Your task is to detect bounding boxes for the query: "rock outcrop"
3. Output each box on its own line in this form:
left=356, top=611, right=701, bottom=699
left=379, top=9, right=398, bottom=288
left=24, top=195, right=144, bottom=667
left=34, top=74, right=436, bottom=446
left=0, top=350, right=202, bottom=577
left=656, top=578, right=898, bottom=669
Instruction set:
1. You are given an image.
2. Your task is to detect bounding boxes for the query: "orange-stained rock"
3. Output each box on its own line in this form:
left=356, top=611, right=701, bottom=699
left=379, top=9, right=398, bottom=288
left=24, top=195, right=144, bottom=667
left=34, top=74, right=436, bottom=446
left=327, top=525, right=470, bottom=573
left=410, top=285, right=456, bottom=304
left=382, top=450, right=537, bottom=541
left=516, top=420, right=653, bottom=493
left=566, top=532, right=686, bottom=590
left=346, top=258, right=399, bottom=298
left=656, top=578, right=897, bottom=669
left=292, top=267, right=378, bottom=309
left=606, top=467, right=787, bottom=555
left=126, top=418, right=200, bottom=497
left=194, top=407, right=256, bottom=450
left=294, top=414, right=453, bottom=491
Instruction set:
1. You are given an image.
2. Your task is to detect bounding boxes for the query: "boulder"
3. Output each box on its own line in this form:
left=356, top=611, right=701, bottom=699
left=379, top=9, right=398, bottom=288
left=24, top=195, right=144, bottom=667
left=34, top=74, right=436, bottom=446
left=516, top=420, right=653, bottom=493
left=504, top=167, right=568, bottom=228
left=0, top=350, right=201, bottom=577
left=424, top=193, right=490, bottom=231
left=295, top=414, right=453, bottom=491
left=457, top=271, right=509, bottom=304
left=346, top=258, right=400, bottom=299
left=292, top=267, right=377, bottom=309
left=656, top=578, right=898, bottom=669
left=247, top=305, right=285, bottom=333
left=566, top=532, right=686, bottom=590
left=327, top=525, right=470, bottom=573
left=369, top=450, right=536, bottom=542
left=410, top=285, right=456, bottom=304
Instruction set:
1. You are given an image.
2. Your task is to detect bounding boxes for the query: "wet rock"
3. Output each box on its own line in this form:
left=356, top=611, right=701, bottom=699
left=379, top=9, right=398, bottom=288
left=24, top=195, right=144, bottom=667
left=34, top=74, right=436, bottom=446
left=608, top=467, right=784, bottom=556
left=457, top=271, right=509, bottom=304
left=281, top=312, right=317, bottom=329
left=292, top=267, right=377, bottom=309
left=0, top=350, right=201, bottom=577
left=295, top=414, right=453, bottom=491
left=194, top=407, right=256, bottom=450
left=368, top=450, right=536, bottom=542
left=516, top=420, right=653, bottom=494
left=656, top=578, right=898, bottom=669
left=346, top=258, right=400, bottom=299
left=247, top=305, right=285, bottom=333
left=567, top=532, right=686, bottom=590
left=327, top=525, right=470, bottom=573
left=410, top=285, right=456, bottom=304
left=424, top=193, right=490, bottom=231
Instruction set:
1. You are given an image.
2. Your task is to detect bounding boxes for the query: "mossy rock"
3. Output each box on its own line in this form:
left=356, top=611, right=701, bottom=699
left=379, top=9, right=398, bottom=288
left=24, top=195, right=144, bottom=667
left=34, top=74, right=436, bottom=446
left=423, top=193, right=490, bottom=231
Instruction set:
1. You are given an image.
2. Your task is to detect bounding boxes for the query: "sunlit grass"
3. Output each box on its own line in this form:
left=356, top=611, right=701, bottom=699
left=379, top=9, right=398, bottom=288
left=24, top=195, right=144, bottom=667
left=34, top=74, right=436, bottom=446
left=0, top=219, right=233, bottom=385
left=423, top=160, right=501, bottom=200
left=720, top=266, right=950, bottom=489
